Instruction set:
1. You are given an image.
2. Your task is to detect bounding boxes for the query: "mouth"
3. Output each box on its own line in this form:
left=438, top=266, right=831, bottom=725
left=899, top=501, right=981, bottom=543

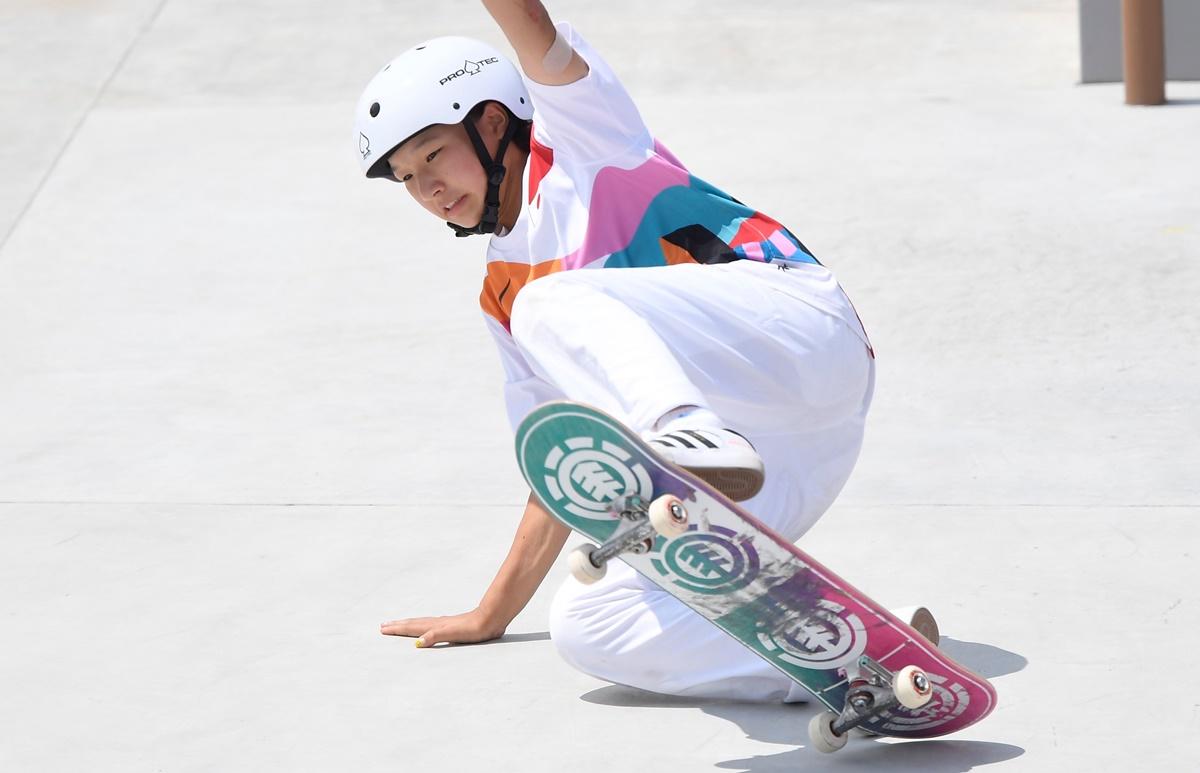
left=443, top=195, right=465, bottom=217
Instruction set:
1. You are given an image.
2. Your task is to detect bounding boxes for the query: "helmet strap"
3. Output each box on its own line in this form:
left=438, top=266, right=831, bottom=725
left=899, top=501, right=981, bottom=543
left=447, top=114, right=521, bottom=238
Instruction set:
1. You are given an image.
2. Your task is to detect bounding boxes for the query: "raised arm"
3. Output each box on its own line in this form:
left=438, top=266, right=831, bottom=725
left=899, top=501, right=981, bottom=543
left=480, top=0, right=589, bottom=86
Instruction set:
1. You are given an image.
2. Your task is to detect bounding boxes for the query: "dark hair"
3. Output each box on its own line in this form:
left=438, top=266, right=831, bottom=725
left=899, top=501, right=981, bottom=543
left=467, top=101, right=532, bottom=153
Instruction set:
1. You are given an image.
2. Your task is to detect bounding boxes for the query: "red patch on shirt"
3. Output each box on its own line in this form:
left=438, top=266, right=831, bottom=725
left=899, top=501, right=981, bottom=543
left=728, top=211, right=787, bottom=248
left=527, top=131, right=554, bottom=205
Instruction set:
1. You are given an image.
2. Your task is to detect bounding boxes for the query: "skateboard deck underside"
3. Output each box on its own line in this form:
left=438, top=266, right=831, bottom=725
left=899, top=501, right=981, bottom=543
left=516, top=401, right=996, bottom=739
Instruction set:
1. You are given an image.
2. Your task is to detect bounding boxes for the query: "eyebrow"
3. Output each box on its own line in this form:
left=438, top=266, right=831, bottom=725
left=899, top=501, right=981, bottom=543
left=410, top=134, right=436, bottom=151
left=392, top=132, right=438, bottom=173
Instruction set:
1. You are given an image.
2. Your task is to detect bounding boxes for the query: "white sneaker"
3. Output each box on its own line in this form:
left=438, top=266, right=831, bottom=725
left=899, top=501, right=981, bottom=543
left=646, top=427, right=765, bottom=501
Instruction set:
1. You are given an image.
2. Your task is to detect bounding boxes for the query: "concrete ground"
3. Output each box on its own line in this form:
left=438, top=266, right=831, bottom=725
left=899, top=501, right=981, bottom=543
left=2, top=0, right=1197, bottom=770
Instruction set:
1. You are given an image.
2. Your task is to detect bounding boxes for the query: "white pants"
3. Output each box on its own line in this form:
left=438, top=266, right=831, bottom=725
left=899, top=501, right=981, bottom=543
left=508, top=259, right=875, bottom=702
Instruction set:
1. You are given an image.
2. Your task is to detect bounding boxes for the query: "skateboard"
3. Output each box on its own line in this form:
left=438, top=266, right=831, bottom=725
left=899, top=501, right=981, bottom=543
left=515, top=401, right=997, bottom=752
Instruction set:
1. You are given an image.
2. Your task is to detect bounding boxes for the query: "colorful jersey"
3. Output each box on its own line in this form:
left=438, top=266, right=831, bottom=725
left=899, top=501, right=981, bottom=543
left=482, top=23, right=825, bottom=332
left=483, top=22, right=870, bottom=431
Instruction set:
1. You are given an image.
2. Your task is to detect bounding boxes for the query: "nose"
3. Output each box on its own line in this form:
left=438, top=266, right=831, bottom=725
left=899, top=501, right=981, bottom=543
left=417, top=173, right=443, bottom=203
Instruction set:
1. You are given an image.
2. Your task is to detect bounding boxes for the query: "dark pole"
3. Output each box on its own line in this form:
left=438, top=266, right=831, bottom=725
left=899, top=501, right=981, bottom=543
left=1122, top=0, right=1166, bottom=105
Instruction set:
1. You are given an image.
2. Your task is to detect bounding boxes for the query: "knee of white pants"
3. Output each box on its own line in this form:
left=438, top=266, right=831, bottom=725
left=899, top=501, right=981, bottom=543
left=547, top=576, right=613, bottom=678
left=509, top=273, right=571, bottom=349
left=548, top=573, right=801, bottom=703
left=547, top=565, right=667, bottom=682
left=547, top=595, right=583, bottom=672
left=549, top=578, right=688, bottom=693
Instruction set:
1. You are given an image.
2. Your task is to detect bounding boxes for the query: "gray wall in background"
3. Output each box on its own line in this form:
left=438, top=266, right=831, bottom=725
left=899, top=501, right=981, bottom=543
left=1080, top=0, right=1200, bottom=82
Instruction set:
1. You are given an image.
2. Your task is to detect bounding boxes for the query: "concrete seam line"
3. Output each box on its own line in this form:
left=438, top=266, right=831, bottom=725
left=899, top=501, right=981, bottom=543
left=0, top=0, right=172, bottom=257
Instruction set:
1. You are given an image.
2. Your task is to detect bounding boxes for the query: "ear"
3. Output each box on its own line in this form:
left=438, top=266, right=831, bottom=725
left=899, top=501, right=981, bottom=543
left=476, top=101, right=510, bottom=140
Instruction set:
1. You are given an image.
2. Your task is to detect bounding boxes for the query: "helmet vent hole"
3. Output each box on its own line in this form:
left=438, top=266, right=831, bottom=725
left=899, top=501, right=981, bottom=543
left=416, top=46, right=426, bottom=51
left=369, top=102, right=380, bottom=118
left=520, top=97, right=525, bottom=104
left=452, top=102, right=461, bottom=110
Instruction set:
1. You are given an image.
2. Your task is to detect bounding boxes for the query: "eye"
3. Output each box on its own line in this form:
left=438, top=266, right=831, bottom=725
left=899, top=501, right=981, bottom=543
left=399, top=173, right=413, bottom=182
left=426, top=149, right=440, bottom=163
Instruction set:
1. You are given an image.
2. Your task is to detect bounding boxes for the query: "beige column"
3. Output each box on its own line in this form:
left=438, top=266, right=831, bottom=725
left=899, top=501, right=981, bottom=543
left=1122, top=0, right=1166, bottom=105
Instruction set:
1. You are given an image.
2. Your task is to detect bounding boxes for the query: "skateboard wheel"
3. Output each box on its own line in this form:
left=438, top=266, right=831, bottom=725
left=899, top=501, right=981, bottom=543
left=893, top=665, right=934, bottom=709
left=808, top=711, right=848, bottom=754
left=647, top=495, right=689, bottom=537
left=568, top=544, right=607, bottom=585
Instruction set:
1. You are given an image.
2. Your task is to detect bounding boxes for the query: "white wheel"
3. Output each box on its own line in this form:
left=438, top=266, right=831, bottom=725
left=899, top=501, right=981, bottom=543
left=808, top=711, right=848, bottom=754
left=568, top=544, right=607, bottom=585
left=647, top=495, right=689, bottom=537
left=893, top=665, right=934, bottom=709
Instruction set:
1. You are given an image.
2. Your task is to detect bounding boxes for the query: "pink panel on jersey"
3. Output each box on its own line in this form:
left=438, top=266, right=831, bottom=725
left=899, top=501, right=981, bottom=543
left=559, top=156, right=691, bottom=270
left=768, top=229, right=798, bottom=257
left=739, top=242, right=765, bottom=260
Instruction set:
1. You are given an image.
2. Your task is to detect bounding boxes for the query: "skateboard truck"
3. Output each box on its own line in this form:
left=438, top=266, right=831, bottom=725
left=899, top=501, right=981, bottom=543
left=564, top=488, right=936, bottom=755
left=566, top=495, right=692, bottom=584
left=808, top=655, right=934, bottom=753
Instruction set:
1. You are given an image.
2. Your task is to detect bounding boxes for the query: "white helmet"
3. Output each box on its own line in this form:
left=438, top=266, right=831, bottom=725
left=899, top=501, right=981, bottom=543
left=354, top=36, right=534, bottom=181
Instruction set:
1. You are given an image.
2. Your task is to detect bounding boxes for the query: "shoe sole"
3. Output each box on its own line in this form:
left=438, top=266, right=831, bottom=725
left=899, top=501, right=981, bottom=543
left=909, top=606, right=940, bottom=647
left=682, top=465, right=764, bottom=502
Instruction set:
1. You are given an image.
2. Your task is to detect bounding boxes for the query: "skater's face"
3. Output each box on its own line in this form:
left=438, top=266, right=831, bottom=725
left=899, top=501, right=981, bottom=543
left=387, top=103, right=513, bottom=229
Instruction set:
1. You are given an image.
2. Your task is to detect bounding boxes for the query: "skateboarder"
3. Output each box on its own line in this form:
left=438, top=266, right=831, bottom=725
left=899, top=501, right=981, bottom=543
left=354, top=1, right=922, bottom=703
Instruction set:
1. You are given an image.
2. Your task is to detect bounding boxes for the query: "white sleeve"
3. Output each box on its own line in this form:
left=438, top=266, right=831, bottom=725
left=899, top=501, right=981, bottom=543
left=484, top=314, right=566, bottom=433
left=522, top=22, right=654, bottom=164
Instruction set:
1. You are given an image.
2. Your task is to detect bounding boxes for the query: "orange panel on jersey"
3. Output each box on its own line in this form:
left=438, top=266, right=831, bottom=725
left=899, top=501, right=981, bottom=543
left=658, top=237, right=703, bottom=267
left=480, top=259, right=566, bottom=330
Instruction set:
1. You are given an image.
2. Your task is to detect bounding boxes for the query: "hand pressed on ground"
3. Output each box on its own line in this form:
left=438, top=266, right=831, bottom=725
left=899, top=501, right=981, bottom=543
left=380, top=608, right=505, bottom=648
left=379, top=609, right=501, bottom=648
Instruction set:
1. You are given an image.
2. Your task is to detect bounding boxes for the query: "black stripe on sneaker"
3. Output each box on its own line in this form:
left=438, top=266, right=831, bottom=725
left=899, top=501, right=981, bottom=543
left=665, top=433, right=696, bottom=449
left=650, top=438, right=675, bottom=448
left=681, top=430, right=718, bottom=449
left=724, top=428, right=756, bottom=448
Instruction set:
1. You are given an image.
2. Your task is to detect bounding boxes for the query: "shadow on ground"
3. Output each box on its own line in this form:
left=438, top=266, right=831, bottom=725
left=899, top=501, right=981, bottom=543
left=581, top=639, right=1027, bottom=772
left=495, top=631, right=552, bottom=644
left=714, top=736, right=1025, bottom=772
left=417, top=631, right=552, bottom=648
left=584, top=686, right=1022, bottom=771
left=938, top=637, right=1028, bottom=679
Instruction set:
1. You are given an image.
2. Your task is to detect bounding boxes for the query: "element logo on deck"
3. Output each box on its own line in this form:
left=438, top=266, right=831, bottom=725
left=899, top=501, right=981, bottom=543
left=541, top=436, right=653, bottom=521
left=649, top=525, right=760, bottom=595
left=874, top=673, right=972, bottom=734
left=756, top=599, right=866, bottom=669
